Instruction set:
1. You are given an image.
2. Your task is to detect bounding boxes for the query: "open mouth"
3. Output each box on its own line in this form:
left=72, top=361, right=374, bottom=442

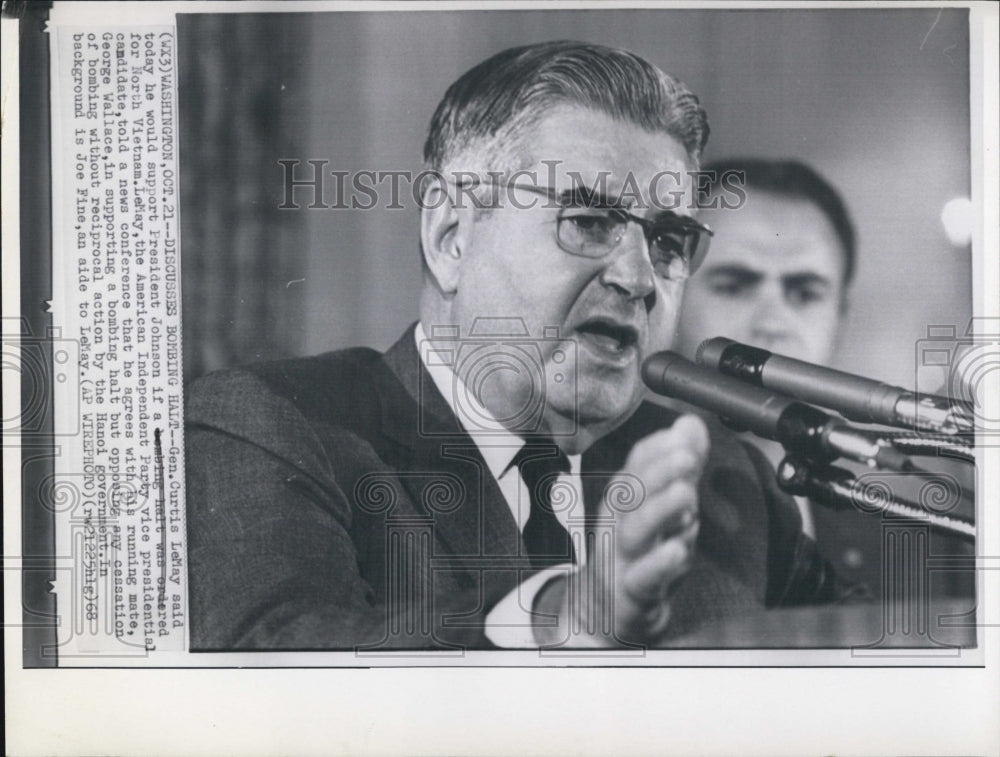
left=576, top=318, right=640, bottom=355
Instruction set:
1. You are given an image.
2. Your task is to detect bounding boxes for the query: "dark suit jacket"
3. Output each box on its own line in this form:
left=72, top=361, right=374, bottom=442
left=184, top=325, right=846, bottom=650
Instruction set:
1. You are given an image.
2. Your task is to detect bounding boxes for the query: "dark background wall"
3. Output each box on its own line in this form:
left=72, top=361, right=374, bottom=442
left=178, top=9, right=971, bottom=394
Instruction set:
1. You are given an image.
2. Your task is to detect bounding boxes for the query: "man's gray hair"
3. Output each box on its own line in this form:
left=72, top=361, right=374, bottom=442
left=423, top=40, right=710, bottom=178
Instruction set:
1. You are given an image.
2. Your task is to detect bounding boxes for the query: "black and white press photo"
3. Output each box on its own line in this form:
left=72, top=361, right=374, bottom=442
left=5, top=3, right=998, bottom=756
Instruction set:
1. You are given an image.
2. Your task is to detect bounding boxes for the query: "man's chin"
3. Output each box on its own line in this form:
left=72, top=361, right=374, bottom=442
left=558, top=379, right=643, bottom=433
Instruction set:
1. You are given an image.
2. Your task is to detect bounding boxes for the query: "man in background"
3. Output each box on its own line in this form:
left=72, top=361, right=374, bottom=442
left=675, top=158, right=854, bottom=370
left=674, top=158, right=971, bottom=596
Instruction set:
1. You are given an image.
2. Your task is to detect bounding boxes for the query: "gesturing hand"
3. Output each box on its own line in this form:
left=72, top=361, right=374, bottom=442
left=608, top=414, right=709, bottom=642
left=534, top=414, right=710, bottom=647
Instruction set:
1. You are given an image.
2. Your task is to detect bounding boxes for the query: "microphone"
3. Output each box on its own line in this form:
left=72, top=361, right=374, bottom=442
left=775, top=456, right=975, bottom=540
left=642, top=351, right=914, bottom=470
left=696, top=337, right=974, bottom=435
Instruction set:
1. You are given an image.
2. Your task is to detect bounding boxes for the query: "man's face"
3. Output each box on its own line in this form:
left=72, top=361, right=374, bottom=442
left=674, top=190, right=847, bottom=366
left=447, top=105, right=696, bottom=449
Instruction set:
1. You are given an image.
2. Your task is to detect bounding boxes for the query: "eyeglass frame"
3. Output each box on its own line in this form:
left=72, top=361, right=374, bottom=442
left=451, top=177, right=714, bottom=281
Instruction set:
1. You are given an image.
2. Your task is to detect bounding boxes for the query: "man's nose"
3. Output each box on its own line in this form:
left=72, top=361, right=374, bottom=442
left=749, top=282, right=796, bottom=342
left=598, top=224, right=656, bottom=300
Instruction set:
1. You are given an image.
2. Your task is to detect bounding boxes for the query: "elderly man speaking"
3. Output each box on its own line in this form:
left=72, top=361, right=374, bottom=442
left=185, top=41, right=849, bottom=651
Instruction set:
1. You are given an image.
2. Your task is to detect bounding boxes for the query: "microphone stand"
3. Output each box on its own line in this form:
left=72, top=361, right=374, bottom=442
left=647, top=345, right=979, bottom=649
left=880, top=430, right=975, bottom=464
left=774, top=454, right=975, bottom=541
left=760, top=405, right=976, bottom=541
left=640, top=349, right=978, bottom=540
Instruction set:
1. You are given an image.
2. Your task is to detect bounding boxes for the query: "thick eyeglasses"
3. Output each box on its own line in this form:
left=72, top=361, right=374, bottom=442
left=468, top=180, right=713, bottom=282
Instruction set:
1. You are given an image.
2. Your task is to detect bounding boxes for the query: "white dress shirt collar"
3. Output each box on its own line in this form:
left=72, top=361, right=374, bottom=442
left=413, top=322, right=582, bottom=531
left=414, top=322, right=526, bottom=483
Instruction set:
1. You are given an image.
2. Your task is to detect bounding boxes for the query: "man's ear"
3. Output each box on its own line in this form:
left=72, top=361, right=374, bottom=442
left=420, top=180, right=474, bottom=295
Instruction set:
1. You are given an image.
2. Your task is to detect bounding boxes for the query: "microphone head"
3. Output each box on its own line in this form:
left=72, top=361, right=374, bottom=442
left=641, top=350, right=682, bottom=392
left=695, top=336, right=737, bottom=369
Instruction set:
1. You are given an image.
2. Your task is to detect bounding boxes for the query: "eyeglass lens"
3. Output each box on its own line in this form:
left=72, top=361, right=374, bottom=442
left=556, top=208, right=705, bottom=280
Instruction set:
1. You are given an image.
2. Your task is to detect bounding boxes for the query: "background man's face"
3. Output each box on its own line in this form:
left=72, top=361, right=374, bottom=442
left=448, top=105, right=695, bottom=445
left=674, top=190, right=847, bottom=366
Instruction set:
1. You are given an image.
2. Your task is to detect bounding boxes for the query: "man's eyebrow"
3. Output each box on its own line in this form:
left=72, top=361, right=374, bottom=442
left=559, top=185, right=625, bottom=209
left=782, top=272, right=834, bottom=289
left=703, top=264, right=762, bottom=281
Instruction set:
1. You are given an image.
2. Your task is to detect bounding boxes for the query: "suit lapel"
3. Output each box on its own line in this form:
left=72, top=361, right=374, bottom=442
left=376, top=325, right=523, bottom=564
